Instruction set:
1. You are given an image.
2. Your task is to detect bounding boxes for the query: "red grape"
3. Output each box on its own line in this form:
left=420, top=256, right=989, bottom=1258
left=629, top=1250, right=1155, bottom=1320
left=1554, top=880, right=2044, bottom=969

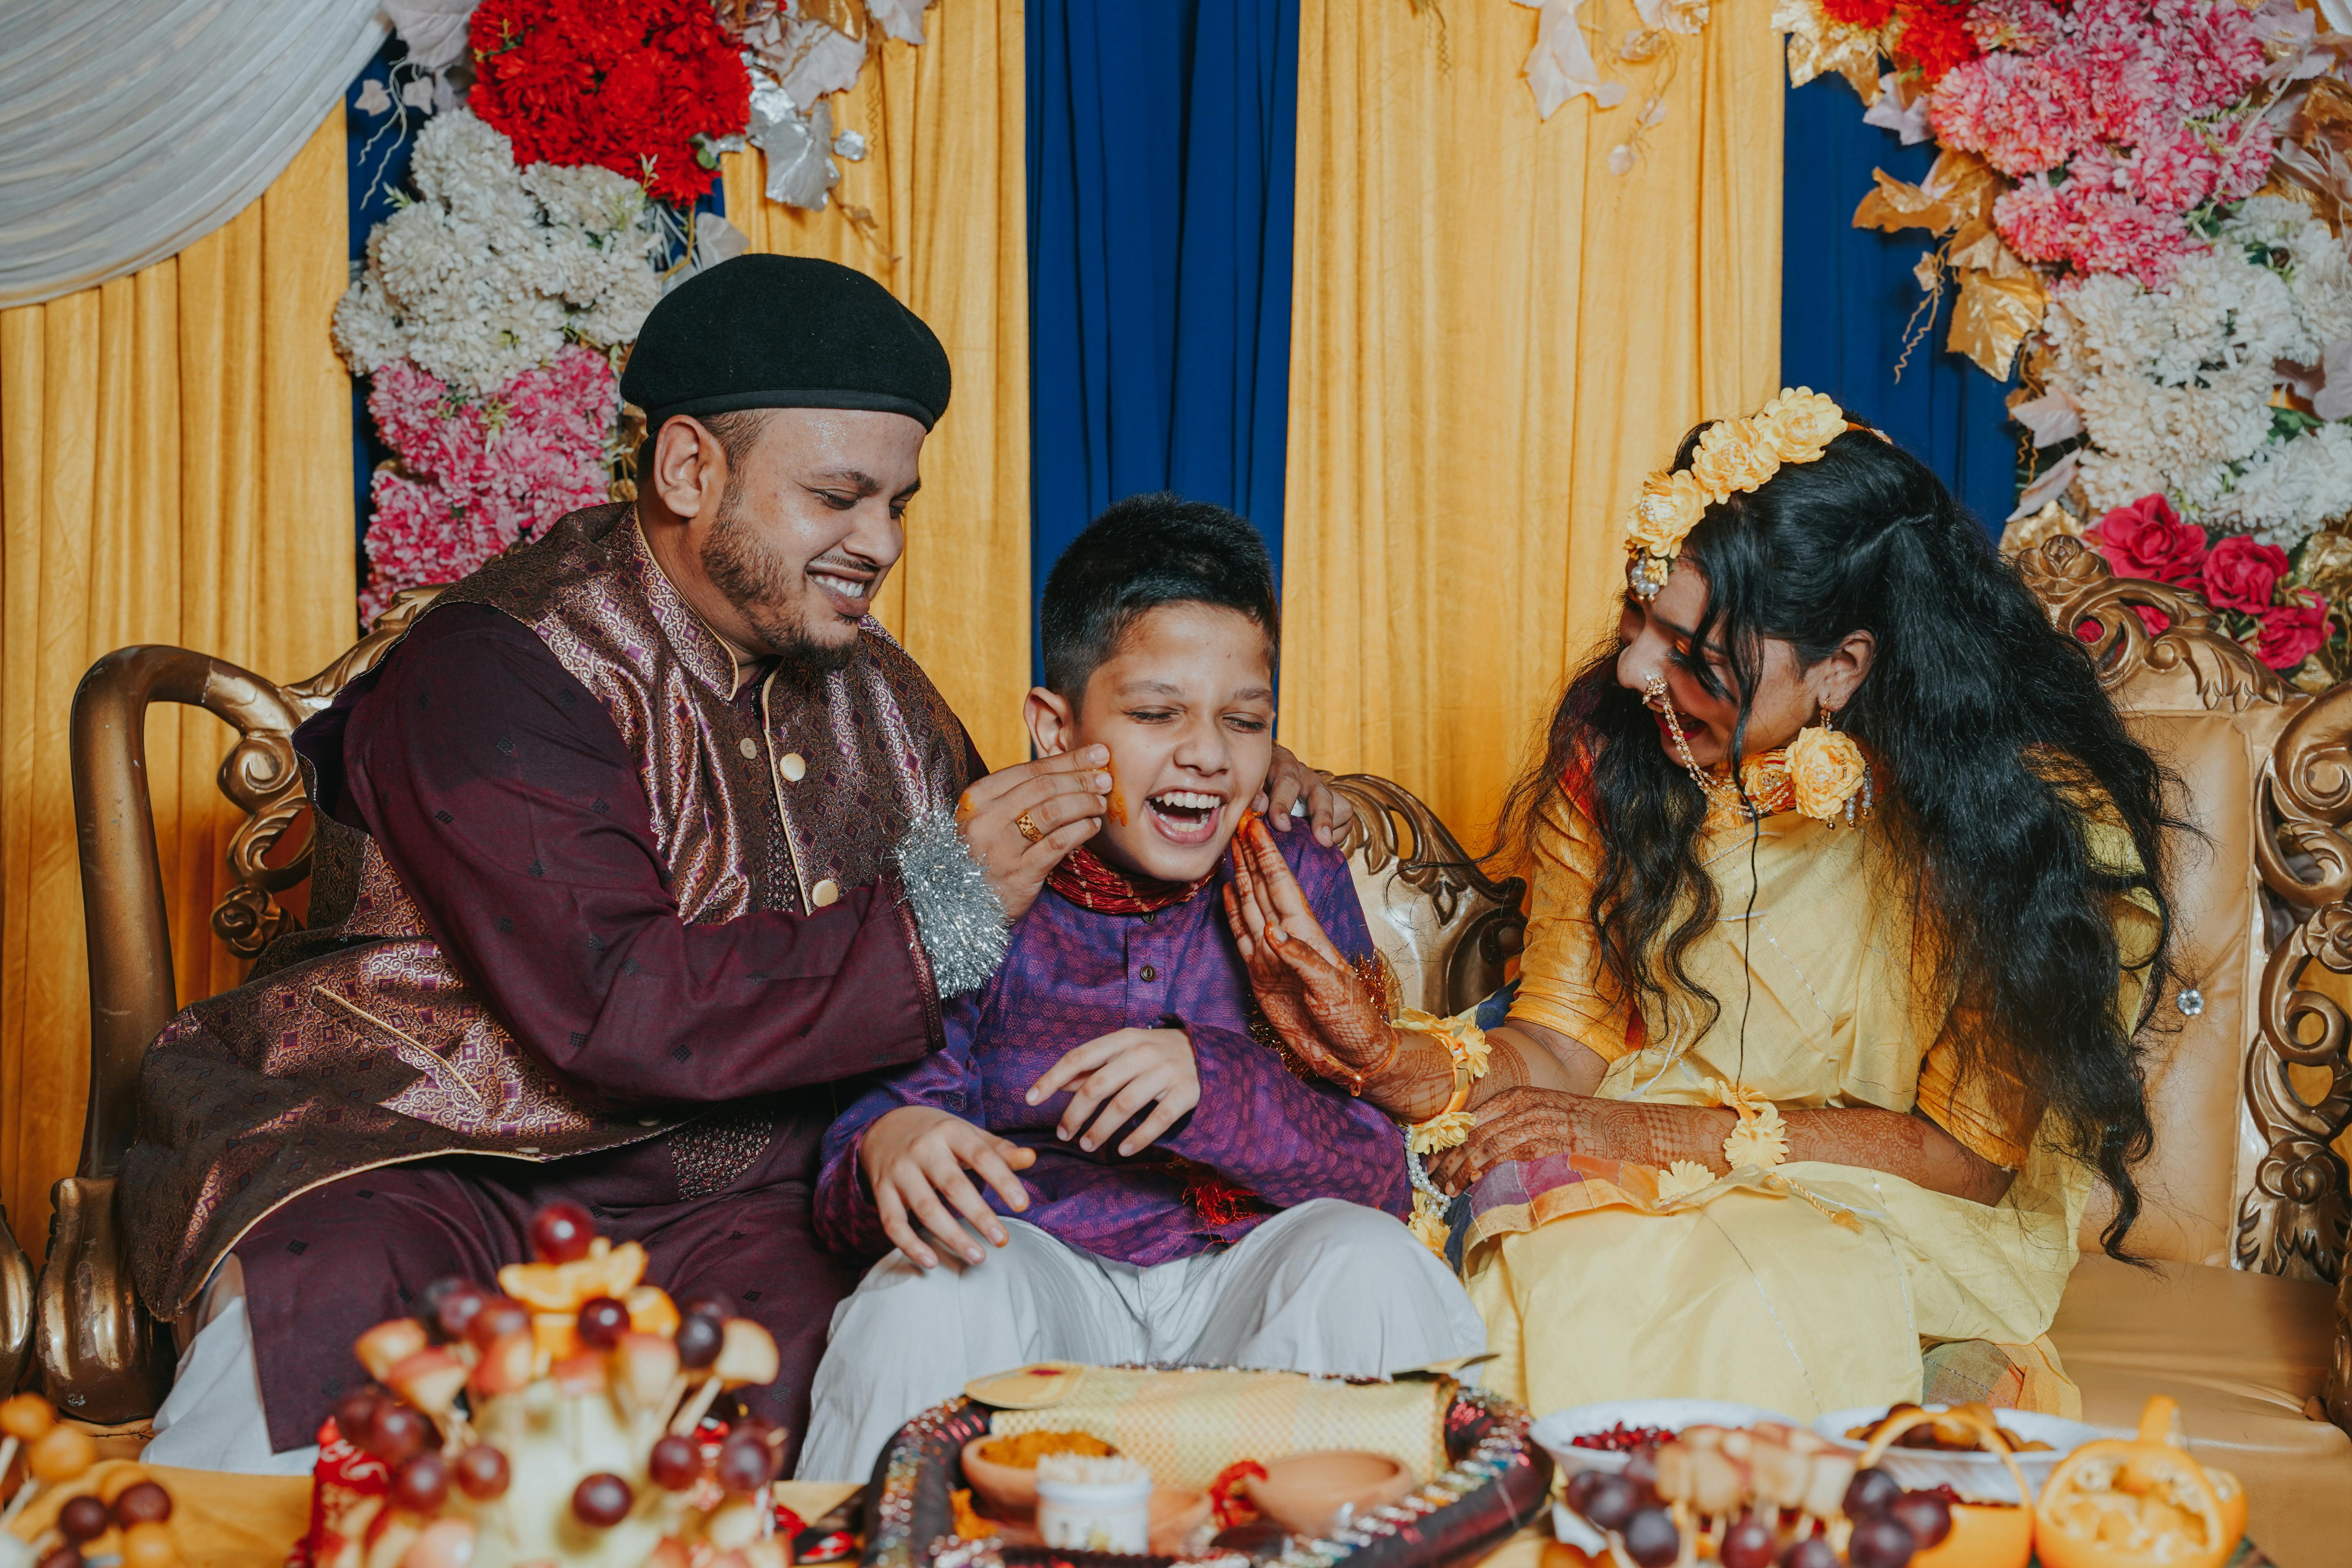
left=1719, top=1515, right=1777, bottom=1568
left=58, top=1497, right=110, bottom=1543
left=679, top=1296, right=729, bottom=1325
left=36, top=1546, right=82, bottom=1568
left=1581, top=1474, right=1639, bottom=1532
left=1778, top=1539, right=1838, bottom=1568
left=675, top=1314, right=723, bottom=1370
left=718, top=1430, right=778, bottom=1494
left=1620, top=1507, right=1679, bottom=1568
left=366, top=1402, right=432, bottom=1465
left=1847, top=1516, right=1918, bottom=1568
left=577, top=1296, right=630, bottom=1349
left=649, top=1434, right=703, bottom=1491
left=392, top=1451, right=450, bottom=1514
left=466, top=1296, right=532, bottom=1349
left=1888, top=1492, right=1952, bottom=1549
left=1843, top=1467, right=1902, bottom=1520
left=455, top=1445, right=510, bottom=1501
left=113, top=1483, right=173, bottom=1527
left=333, top=1388, right=384, bottom=1446
left=572, top=1473, right=633, bottom=1528
left=1564, top=1470, right=1608, bottom=1518
left=531, top=1202, right=597, bottom=1264
left=425, top=1279, right=488, bottom=1344
left=1621, top=1447, right=1660, bottom=1493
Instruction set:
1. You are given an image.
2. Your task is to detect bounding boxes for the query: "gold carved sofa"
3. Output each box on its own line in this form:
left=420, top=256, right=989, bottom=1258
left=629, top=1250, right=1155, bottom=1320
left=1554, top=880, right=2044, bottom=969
left=3, top=545, right=2348, bottom=1562
left=0, top=591, right=1530, bottom=1424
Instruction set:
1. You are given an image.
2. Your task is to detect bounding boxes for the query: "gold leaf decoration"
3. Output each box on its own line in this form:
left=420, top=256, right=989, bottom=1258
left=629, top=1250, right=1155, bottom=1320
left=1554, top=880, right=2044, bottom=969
left=1950, top=266, right=2047, bottom=379
left=1999, top=501, right=2081, bottom=557
left=1777, top=0, right=1882, bottom=102
left=1853, top=168, right=1951, bottom=233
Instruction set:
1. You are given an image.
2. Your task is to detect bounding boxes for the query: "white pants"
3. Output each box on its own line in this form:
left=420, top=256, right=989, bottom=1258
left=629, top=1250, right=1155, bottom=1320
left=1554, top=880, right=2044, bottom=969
left=795, top=1198, right=1486, bottom=1483
left=142, top=1257, right=321, bottom=1476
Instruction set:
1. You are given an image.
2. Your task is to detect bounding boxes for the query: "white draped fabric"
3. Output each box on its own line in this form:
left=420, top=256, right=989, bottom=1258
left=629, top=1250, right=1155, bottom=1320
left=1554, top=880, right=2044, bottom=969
left=0, top=0, right=387, bottom=308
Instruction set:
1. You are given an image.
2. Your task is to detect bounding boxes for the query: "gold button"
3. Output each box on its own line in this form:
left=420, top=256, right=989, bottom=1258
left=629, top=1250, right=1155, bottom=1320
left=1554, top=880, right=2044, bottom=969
left=738, top=737, right=759, bottom=759
left=779, top=752, right=807, bottom=782
left=811, top=878, right=840, bottom=908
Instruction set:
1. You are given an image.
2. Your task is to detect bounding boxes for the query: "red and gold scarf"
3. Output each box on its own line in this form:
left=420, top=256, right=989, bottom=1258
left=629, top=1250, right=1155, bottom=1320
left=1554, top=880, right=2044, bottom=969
left=1045, top=843, right=1211, bottom=915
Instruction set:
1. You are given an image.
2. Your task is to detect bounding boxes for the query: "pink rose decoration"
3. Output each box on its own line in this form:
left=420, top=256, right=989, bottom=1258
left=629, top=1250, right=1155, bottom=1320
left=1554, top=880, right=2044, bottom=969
left=2200, top=534, right=2290, bottom=614
left=2255, top=595, right=2332, bottom=671
left=2088, top=494, right=2208, bottom=585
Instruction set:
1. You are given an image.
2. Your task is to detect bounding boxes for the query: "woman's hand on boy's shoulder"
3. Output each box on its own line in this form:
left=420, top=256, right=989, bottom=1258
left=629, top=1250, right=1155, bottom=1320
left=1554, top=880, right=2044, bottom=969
left=859, top=1104, right=1036, bottom=1270
left=1259, top=746, right=1353, bottom=848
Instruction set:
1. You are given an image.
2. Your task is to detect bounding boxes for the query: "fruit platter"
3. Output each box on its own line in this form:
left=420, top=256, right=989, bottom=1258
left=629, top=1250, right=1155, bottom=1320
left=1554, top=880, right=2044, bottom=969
left=1535, top=1396, right=2263, bottom=1568
left=862, top=1367, right=1555, bottom=1568
left=296, top=1203, right=808, bottom=1568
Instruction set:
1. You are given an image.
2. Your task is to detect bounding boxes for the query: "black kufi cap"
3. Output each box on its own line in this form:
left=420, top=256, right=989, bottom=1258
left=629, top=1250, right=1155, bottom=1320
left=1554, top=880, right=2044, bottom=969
left=621, top=254, right=951, bottom=431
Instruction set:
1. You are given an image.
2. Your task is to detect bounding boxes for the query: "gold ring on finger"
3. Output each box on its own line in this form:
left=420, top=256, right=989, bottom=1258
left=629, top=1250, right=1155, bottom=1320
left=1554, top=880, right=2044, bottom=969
left=1014, top=809, right=1045, bottom=844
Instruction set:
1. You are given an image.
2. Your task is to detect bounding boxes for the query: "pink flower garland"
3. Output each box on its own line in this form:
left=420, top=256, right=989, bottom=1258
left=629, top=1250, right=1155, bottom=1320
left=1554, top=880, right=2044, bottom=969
left=361, top=347, right=618, bottom=621
left=1931, top=0, right=2271, bottom=287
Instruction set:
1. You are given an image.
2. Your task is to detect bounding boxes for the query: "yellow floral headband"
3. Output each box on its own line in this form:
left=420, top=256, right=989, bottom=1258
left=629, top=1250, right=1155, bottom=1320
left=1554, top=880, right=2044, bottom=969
left=1624, top=387, right=1849, bottom=600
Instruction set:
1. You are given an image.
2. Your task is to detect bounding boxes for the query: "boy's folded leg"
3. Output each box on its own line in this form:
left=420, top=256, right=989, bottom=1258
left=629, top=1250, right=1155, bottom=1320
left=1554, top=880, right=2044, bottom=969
left=1175, top=1199, right=1486, bottom=1378
left=794, top=1216, right=1154, bottom=1484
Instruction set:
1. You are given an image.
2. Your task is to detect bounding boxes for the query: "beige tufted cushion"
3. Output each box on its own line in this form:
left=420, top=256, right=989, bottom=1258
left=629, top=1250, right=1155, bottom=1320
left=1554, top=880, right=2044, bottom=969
left=2077, top=703, right=2289, bottom=1265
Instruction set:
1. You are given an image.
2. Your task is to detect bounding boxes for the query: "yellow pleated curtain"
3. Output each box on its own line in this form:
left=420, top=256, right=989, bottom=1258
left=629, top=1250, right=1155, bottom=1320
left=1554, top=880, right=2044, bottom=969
left=721, top=0, right=1032, bottom=772
left=0, top=116, right=358, bottom=1266
left=1279, top=2, right=1783, bottom=849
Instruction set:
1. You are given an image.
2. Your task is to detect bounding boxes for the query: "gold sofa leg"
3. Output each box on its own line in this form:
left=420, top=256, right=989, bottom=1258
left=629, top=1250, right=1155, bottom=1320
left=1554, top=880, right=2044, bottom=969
left=35, top=1177, right=164, bottom=1423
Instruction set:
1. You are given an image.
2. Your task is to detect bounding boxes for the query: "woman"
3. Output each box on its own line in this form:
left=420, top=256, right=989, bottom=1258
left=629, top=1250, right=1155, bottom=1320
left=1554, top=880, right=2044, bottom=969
left=1225, top=390, right=2174, bottom=1420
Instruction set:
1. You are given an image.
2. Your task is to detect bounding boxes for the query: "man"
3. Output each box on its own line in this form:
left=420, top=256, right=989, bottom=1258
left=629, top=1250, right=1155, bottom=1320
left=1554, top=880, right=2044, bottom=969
left=131, top=256, right=1345, bottom=1472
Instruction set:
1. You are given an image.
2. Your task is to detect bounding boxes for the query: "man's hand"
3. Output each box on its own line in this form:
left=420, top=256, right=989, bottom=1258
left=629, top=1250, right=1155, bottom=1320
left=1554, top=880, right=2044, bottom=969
left=1025, top=1028, right=1200, bottom=1157
left=956, top=745, right=1112, bottom=922
left=859, top=1105, right=1037, bottom=1269
left=1256, top=746, right=1353, bottom=847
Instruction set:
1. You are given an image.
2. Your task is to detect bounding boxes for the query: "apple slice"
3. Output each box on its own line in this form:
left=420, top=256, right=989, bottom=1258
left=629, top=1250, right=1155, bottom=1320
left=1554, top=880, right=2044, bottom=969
left=356, top=1319, right=430, bottom=1383
left=713, top=1320, right=780, bottom=1389
left=468, top=1331, right=535, bottom=1399
left=385, top=1348, right=468, bottom=1416
left=612, top=1332, right=683, bottom=1414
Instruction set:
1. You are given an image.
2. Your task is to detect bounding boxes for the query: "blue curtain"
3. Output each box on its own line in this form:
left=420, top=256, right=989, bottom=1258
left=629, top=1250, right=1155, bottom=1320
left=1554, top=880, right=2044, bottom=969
left=1781, top=77, right=2018, bottom=536
left=1025, top=0, right=1300, bottom=671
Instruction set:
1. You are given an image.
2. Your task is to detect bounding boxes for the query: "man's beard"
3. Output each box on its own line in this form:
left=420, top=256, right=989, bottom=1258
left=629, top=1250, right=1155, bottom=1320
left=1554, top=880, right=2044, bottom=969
left=700, top=501, right=863, bottom=683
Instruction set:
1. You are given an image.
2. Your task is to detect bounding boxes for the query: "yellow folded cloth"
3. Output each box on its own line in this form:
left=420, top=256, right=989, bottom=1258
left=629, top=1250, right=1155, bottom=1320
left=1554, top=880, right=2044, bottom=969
left=983, top=1366, right=1454, bottom=1488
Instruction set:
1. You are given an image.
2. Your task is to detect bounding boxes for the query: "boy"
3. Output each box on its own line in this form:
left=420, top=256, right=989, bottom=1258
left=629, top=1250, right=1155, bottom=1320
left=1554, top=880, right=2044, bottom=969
left=797, top=495, right=1483, bottom=1481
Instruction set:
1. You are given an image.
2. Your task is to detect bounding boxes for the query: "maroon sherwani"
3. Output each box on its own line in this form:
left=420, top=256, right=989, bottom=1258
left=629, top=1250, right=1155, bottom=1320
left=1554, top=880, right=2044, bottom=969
left=123, top=505, right=980, bottom=1463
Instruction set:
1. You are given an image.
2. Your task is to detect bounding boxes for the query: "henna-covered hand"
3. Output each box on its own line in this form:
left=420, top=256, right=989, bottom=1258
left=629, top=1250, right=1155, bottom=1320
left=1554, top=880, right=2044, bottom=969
left=1425, top=1087, right=1737, bottom=1195
left=1220, top=817, right=1393, bottom=1085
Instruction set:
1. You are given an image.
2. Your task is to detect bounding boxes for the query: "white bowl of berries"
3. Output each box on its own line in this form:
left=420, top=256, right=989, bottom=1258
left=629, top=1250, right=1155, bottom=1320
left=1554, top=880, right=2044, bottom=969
left=1531, top=1399, right=1797, bottom=1480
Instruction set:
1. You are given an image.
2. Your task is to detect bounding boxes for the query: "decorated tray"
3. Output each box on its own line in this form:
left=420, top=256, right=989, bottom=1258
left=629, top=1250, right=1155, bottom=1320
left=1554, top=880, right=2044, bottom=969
left=860, top=1379, right=1552, bottom=1568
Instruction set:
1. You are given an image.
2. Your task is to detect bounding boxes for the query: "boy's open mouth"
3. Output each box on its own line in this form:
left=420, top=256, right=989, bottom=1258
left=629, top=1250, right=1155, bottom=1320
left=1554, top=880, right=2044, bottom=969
left=1144, top=789, right=1227, bottom=846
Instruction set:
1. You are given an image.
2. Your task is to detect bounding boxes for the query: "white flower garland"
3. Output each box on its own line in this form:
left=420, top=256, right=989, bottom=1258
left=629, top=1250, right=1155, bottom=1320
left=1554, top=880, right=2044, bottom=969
left=333, top=110, right=663, bottom=397
left=2036, top=197, right=2352, bottom=546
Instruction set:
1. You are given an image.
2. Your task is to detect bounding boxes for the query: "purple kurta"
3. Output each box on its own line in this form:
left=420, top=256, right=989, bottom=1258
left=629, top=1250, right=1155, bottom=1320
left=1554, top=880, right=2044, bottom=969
left=815, top=829, right=1410, bottom=1265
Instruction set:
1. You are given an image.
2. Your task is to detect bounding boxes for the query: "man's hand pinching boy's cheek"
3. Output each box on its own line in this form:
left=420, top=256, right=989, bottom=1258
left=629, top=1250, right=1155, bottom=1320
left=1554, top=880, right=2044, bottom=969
left=1025, top=1027, right=1201, bottom=1157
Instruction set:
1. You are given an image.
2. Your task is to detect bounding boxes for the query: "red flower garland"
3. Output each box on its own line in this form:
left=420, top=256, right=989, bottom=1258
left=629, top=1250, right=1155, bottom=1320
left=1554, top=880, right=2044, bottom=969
left=468, top=0, right=751, bottom=204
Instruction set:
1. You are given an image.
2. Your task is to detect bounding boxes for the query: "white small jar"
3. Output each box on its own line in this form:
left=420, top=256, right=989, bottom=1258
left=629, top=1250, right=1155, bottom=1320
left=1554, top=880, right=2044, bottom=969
left=1034, top=1454, right=1154, bottom=1554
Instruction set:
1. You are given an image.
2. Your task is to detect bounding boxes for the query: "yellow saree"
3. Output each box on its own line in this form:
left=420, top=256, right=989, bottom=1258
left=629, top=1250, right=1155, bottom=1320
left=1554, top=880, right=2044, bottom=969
left=1465, top=794, right=2158, bottom=1422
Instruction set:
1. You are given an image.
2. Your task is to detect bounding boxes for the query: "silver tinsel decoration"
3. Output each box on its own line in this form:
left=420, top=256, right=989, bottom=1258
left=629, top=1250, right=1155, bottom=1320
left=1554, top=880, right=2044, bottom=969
left=893, top=809, right=1011, bottom=996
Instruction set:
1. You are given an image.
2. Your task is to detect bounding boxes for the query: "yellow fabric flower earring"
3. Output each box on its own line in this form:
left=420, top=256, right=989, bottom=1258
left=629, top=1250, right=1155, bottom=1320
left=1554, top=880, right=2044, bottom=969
left=1786, top=704, right=1871, bottom=825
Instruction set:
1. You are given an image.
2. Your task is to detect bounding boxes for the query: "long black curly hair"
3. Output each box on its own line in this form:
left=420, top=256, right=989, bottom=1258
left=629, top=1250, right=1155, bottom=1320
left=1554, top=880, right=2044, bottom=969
left=1495, top=426, right=2180, bottom=1256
